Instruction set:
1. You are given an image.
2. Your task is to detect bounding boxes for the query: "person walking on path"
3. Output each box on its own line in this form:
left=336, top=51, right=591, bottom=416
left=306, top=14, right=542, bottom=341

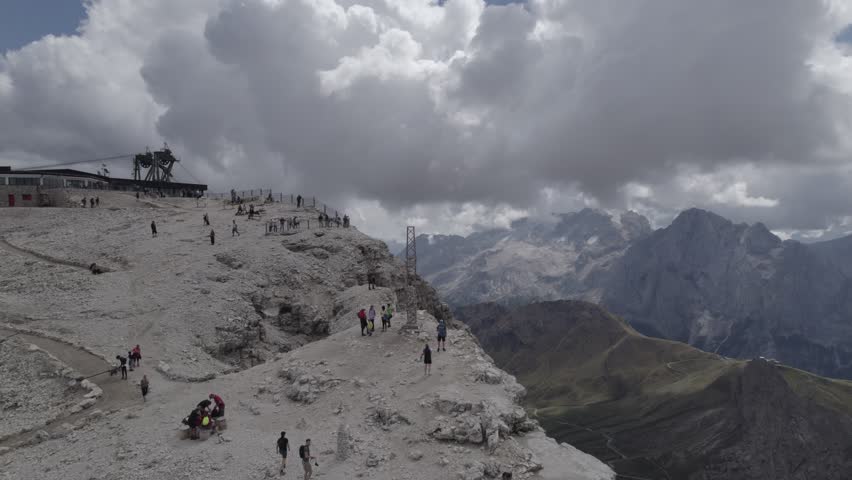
left=277, top=431, right=290, bottom=475
left=203, top=213, right=210, bottom=226
left=96, top=196, right=99, bottom=207
left=381, top=305, right=388, bottom=332
left=232, top=220, right=240, bottom=237
left=386, top=304, right=394, bottom=328
left=90, top=198, right=95, bottom=208
left=150, top=220, right=158, bottom=237
left=437, top=319, right=447, bottom=351
left=299, top=439, right=315, bottom=480
left=368, top=305, right=376, bottom=335
left=296, top=195, right=302, bottom=208
left=209, top=229, right=216, bottom=245
left=117, top=355, right=128, bottom=379
left=419, top=343, right=432, bottom=375
left=140, top=375, right=149, bottom=401
left=358, top=308, right=368, bottom=336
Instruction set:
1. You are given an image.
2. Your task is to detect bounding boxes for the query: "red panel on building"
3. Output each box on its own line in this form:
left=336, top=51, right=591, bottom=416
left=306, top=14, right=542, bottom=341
left=22, top=194, right=32, bottom=201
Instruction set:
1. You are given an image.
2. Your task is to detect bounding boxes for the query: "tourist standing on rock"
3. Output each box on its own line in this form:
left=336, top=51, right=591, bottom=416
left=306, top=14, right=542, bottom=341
left=96, top=196, right=99, bottom=207
left=232, top=220, right=240, bottom=237
left=140, top=375, right=149, bottom=401
left=209, top=393, right=225, bottom=417
left=296, top=195, right=302, bottom=208
left=209, top=229, right=216, bottom=245
left=437, top=319, right=447, bottom=351
left=299, top=439, right=315, bottom=480
left=358, top=308, right=368, bottom=336
left=116, top=355, right=128, bottom=379
left=419, top=343, right=432, bottom=375
left=90, top=198, right=95, bottom=208
left=386, top=304, right=394, bottom=328
left=82, top=197, right=87, bottom=208
left=203, top=213, right=210, bottom=226
left=368, top=305, right=376, bottom=335
left=151, top=220, right=158, bottom=237
left=277, top=431, right=290, bottom=475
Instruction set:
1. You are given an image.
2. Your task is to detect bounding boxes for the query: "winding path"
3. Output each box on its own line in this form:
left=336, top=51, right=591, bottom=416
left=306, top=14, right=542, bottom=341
left=0, top=237, right=93, bottom=271
left=0, top=328, right=141, bottom=449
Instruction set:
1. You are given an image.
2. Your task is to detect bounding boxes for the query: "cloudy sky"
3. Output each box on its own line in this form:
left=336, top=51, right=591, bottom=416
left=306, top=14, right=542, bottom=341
left=2, top=0, right=852, bottom=243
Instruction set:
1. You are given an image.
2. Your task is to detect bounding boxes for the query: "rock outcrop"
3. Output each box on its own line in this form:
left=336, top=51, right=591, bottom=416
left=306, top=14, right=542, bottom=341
left=0, top=195, right=612, bottom=480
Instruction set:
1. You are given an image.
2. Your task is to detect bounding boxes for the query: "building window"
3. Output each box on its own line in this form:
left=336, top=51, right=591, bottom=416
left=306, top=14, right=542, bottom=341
left=22, top=194, right=32, bottom=201
left=9, top=177, right=39, bottom=186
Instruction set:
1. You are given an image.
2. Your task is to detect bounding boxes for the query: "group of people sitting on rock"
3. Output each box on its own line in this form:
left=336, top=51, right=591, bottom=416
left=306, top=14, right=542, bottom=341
left=183, top=393, right=226, bottom=440
left=357, top=304, right=395, bottom=336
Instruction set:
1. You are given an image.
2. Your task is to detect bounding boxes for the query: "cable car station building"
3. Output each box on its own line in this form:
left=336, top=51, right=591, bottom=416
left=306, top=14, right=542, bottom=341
left=0, top=146, right=207, bottom=207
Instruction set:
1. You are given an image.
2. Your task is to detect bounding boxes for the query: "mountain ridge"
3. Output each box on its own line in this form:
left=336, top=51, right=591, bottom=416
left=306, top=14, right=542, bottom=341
left=456, top=300, right=852, bottom=480
left=416, top=207, right=852, bottom=379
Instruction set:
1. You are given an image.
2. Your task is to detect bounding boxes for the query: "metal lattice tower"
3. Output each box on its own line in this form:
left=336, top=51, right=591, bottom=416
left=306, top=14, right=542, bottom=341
left=403, top=226, right=418, bottom=330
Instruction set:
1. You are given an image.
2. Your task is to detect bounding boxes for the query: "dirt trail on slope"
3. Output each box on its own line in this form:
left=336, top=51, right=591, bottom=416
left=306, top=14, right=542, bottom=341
left=0, top=237, right=93, bottom=271
left=0, top=328, right=144, bottom=449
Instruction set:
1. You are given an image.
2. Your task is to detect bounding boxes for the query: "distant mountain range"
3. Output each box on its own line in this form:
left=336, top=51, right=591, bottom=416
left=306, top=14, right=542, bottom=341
left=457, top=300, right=852, bottom=480
left=414, top=209, right=651, bottom=306
left=413, top=208, right=852, bottom=379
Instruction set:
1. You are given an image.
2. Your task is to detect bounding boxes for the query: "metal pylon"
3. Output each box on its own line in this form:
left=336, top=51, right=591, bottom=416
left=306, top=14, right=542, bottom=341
left=403, top=226, right=417, bottom=330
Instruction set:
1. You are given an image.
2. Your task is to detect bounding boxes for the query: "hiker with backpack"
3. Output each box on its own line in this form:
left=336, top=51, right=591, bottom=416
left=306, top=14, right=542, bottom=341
left=368, top=305, right=376, bottom=335
left=358, top=308, right=368, bottom=336
left=116, top=355, right=128, bottom=379
left=299, top=439, right=316, bottom=479
left=437, top=319, right=447, bottom=351
left=277, top=431, right=290, bottom=475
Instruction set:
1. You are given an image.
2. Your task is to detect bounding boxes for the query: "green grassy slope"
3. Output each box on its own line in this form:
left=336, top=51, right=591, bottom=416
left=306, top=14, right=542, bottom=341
left=458, top=300, right=852, bottom=480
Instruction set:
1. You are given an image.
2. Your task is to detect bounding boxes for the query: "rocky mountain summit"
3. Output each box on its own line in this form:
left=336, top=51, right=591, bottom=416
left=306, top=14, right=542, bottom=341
left=0, top=193, right=612, bottom=480
left=457, top=300, right=852, bottom=480
left=603, top=208, right=852, bottom=379
left=414, top=209, right=651, bottom=306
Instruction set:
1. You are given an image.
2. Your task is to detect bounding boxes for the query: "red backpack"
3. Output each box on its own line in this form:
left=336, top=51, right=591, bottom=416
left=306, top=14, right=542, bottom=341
left=357, top=310, right=366, bottom=320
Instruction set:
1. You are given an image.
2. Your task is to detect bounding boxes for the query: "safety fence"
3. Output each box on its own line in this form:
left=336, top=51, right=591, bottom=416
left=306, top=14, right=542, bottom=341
left=207, top=190, right=347, bottom=230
